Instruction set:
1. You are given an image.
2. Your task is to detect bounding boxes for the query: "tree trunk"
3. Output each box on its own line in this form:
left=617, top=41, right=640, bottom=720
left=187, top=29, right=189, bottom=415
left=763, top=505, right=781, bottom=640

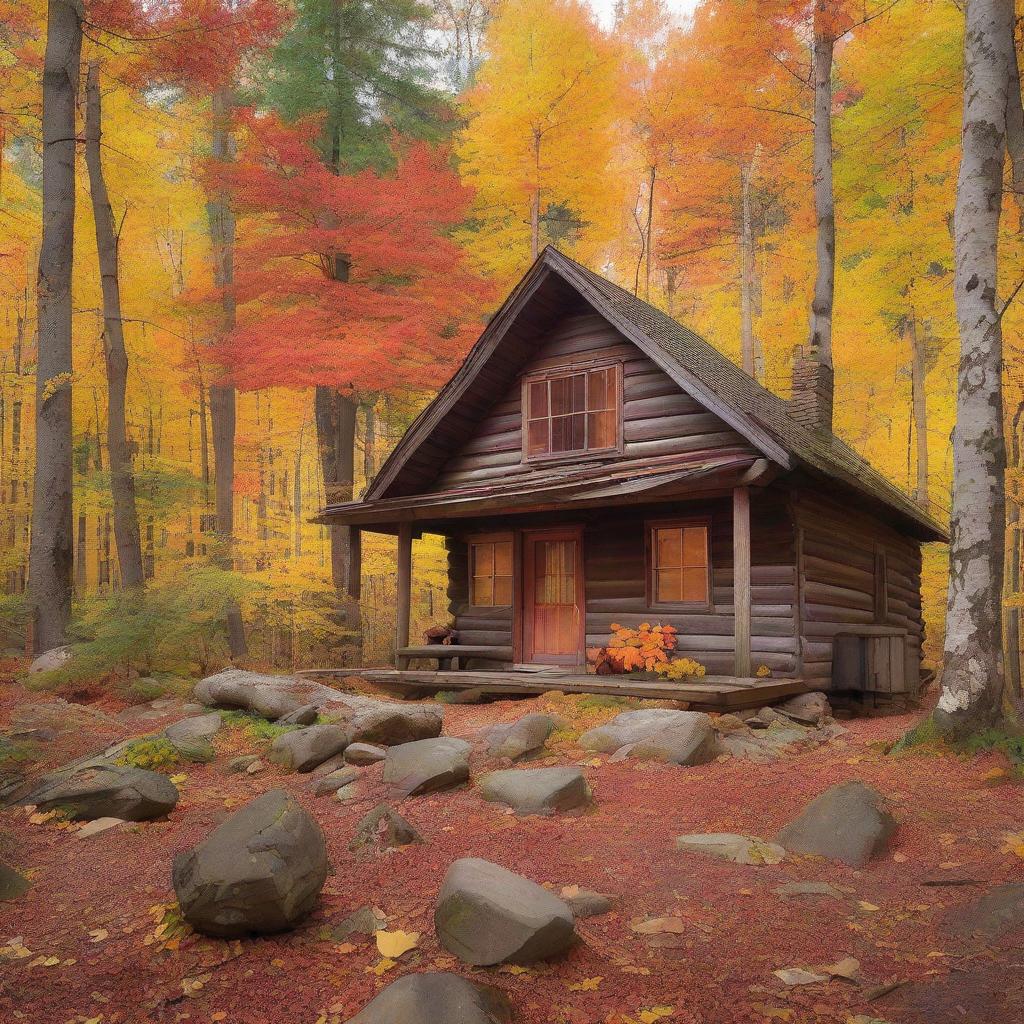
left=29, top=0, right=82, bottom=653
left=806, top=5, right=836, bottom=431
left=530, top=130, right=541, bottom=259
left=905, top=313, right=930, bottom=509
left=206, top=85, right=247, bottom=658
left=84, top=62, right=144, bottom=590
left=644, top=164, right=656, bottom=302
left=314, top=384, right=357, bottom=596
left=294, top=423, right=304, bottom=560
left=740, top=145, right=762, bottom=380
left=362, top=394, right=378, bottom=490
left=198, top=380, right=210, bottom=491
left=934, top=0, right=1014, bottom=737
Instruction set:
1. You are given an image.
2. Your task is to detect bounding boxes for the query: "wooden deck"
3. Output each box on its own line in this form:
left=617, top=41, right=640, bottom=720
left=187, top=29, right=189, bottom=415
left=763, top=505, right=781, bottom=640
left=317, top=667, right=810, bottom=710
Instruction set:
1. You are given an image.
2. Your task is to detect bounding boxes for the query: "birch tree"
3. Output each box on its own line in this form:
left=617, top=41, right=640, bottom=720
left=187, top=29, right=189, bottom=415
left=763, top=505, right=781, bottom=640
left=934, top=0, right=1016, bottom=736
left=29, top=0, right=82, bottom=653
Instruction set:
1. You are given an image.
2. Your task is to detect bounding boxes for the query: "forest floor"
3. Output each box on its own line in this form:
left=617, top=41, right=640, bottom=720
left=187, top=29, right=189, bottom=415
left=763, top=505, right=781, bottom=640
left=1, top=662, right=1023, bottom=1024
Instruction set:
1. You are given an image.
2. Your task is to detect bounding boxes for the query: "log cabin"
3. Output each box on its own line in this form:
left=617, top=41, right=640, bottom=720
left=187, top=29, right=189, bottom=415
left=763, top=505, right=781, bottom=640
left=317, top=248, right=947, bottom=707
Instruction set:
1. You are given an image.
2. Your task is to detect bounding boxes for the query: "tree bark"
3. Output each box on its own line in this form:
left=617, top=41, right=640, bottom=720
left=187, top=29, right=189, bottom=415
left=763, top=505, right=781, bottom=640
left=934, top=0, right=1014, bottom=737
left=530, top=130, right=542, bottom=259
left=644, top=164, right=656, bottom=302
left=84, top=62, right=144, bottom=590
left=905, top=313, right=930, bottom=509
left=30, top=0, right=82, bottom=653
left=314, top=384, right=357, bottom=595
left=362, top=393, right=378, bottom=490
left=807, top=5, right=836, bottom=414
left=740, top=145, right=762, bottom=380
left=206, top=85, right=247, bottom=658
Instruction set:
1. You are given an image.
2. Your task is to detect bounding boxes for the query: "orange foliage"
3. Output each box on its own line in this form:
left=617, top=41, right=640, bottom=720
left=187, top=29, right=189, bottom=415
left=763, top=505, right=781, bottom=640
left=588, top=622, right=678, bottom=674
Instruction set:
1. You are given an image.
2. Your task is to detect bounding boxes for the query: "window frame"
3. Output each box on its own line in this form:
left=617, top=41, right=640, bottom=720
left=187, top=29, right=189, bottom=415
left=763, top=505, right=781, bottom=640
left=467, top=532, right=515, bottom=609
left=520, top=359, right=624, bottom=464
left=645, top=517, right=713, bottom=610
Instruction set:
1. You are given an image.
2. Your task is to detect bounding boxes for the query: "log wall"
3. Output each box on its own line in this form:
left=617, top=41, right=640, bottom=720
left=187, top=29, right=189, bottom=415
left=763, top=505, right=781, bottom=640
left=793, top=488, right=924, bottom=688
left=430, top=312, right=756, bottom=493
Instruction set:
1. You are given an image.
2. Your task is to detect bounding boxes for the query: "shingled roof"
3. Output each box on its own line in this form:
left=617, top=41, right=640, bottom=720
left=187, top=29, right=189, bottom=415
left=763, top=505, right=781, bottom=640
left=357, top=247, right=947, bottom=542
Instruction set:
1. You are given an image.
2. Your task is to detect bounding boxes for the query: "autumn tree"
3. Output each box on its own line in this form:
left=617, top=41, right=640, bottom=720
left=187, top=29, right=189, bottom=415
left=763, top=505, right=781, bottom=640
left=457, top=0, right=619, bottom=280
left=933, top=0, right=1017, bottom=736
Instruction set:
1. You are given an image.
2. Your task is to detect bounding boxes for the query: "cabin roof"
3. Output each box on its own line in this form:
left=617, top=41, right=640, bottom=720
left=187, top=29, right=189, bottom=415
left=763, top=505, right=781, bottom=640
left=341, top=247, right=947, bottom=542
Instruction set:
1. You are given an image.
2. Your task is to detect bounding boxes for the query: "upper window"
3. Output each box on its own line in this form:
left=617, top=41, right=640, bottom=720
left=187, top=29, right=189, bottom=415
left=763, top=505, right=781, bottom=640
left=648, top=521, right=710, bottom=606
left=470, top=536, right=513, bottom=607
left=524, top=363, right=621, bottom=460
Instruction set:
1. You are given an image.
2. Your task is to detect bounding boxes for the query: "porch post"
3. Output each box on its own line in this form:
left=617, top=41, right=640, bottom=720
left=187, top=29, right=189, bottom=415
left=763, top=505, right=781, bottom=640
left=347, top=527, right=362, bottom=601
left=733, top=485, right=752, bottom=677
left=395, top=522, right=412, bottom=668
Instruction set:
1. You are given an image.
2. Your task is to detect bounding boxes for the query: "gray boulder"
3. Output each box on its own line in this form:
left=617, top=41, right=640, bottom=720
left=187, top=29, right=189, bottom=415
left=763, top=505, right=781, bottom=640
left=564, top=889, right=615, bottom=918
left=478, top=768, right=590, bottom=815
left=675, top=833, right=786, bottom=865
left=24, top=764, right=179, bottom=822
left=345, top=972, right=513, bottom=1024
left=383, top=737, right=470, bottom=796
left=435, top=857, right=575, bottom=965
left=165, top=713, right=223, bottom=745
left=277, top=703, right=319, bottom=727
left=349, top=703, right=443, bottom=745
left=309, top=766, right=361, bottom=796
left=0, top=863, right=29, bottom=901
left=27, top=645, right=74, bottom=674
left=195, top=669, right=316, bottom=720
left=580, top=709, right=712, bottom=756
left=945, top=883, right=1024, bottom=940
left=628, top=716, right=719, bottom=765
left=172, top=789, right=328, bottom=937
left=777, top=781, right=896, bottom=866
left=345, top=742, right=387, bottom=765
left=270, top=724, right=351, bottom=772
left=776, top=691, right=831, bottom=725
left=487, top=713, right=556, bottom=761
left=350, top=804, right=423, bottom=850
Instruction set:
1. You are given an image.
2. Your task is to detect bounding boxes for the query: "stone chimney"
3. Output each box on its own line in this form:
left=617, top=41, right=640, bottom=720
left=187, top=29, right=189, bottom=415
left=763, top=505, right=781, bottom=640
left=790, top=345, right=834, bottom=433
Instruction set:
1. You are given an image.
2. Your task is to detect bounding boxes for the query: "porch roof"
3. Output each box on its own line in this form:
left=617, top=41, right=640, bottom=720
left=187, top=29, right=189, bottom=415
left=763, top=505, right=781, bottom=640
left=315, top=451, right=761, bottom=530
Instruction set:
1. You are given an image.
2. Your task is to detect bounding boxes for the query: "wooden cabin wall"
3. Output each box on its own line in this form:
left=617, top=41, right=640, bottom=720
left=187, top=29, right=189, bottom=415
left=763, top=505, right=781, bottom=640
left=445, top=536, right=515, bottom=653
left=429, top=312, right=757, bottom=493
left=793, top=489, right=924, bottom=688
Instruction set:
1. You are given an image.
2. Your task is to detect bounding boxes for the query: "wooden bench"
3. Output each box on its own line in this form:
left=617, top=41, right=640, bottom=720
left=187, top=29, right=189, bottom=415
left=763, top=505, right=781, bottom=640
left=395, top=645, right=513, bottom=670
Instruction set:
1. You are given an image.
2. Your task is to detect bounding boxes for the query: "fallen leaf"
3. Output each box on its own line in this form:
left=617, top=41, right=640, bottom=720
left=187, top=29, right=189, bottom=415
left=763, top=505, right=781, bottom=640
left=366, top=958, right=397, bottom=976
left=858, top=901, right=881, bottom=912
left=169, top=773, right=188, bottom=784
left=819, top=956, right=860, bottom=980
left=569, top=976, right=603, bottom=991
left=774, top=967, right=828, bottom=986
left=892, top=852, right=907, bottom=863
left=334, top=942, right=357, bottom=954
left=561, top=884, right=581, bottom=899
left=88, top=929, right=108, bottom=943
left=638, top=1008, right=674, bottom=1023
left=499, top=964, right=533, bottom=976
left=1000, top=833, right=1024, bottom=859
left=374, top=929, right=419, bottom=959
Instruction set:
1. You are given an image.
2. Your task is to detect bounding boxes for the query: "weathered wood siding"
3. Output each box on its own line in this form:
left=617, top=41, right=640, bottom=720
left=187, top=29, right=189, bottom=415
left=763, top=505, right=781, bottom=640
left=446, top=487, right=799, bottom=676
left=429, top=311, right=757, bottom=493
left=793, top=489, right=924, bottom=688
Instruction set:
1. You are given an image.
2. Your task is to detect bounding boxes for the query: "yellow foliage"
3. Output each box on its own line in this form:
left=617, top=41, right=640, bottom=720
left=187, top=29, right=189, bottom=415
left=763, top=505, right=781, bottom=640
left=654, top=658, right=706, bottom=680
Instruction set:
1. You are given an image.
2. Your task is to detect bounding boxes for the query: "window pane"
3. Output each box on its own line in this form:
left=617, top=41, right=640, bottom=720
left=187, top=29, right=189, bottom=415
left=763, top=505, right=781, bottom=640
left=473, top=542, right=493, bottom=576
left=494, top=541, right=512, bottom=575
left=569, top=412, right=585, bottom=450
left=472, top=576, right=493, bottom=606
left=571, top=372, right=586, bottom=411
left=527, top=418, right=549, bottom=456
left=656, top=528, right=682, bottom=569
left=682, top=567, right=708, bottom=603
left=587, top=410, right=615, bottom=449
left=528, top=380, right=548, bottom=418
left=493, top=576, right=512, bottom=606
left=682, top=527, right=707, bottom=567
left=588, top=368, right=614, bottom=411
left=551, top=414, right=585, bottom=453
left=550, top=376, right=572, bottom=416
left=656, top=568, right=683, bottom=603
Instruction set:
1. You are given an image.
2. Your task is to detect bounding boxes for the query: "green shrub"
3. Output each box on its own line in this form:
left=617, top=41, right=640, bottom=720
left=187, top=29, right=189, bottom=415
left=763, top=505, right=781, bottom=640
left=116, top=737, right=182, bottom=773
left=218, top=710, right=297, bottom=743
left=24, top=567, right=261, bottom=696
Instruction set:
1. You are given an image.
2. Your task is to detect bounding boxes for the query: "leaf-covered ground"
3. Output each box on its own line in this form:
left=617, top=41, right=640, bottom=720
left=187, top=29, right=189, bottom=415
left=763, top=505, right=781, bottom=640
left=2, top=672, right=1023, bottom=1024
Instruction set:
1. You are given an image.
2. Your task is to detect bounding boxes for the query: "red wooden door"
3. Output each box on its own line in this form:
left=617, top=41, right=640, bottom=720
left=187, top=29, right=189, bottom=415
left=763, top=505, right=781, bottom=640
left=523, top=529, right=584, bottom=665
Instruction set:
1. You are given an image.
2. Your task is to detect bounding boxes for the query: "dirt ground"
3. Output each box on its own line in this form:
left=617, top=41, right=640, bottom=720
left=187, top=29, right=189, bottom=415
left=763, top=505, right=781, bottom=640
left=2, top=668, right=1023, bottom=1024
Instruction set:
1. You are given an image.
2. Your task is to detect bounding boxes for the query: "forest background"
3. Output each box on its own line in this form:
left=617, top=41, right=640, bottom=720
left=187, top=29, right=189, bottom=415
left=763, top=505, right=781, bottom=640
left=1, top=0, right=1022, bottom=690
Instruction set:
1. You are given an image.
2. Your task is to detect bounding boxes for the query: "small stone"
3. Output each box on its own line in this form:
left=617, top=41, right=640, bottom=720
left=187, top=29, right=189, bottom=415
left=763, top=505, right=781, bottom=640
left=675, top=833, right=786, bottom=865
left=777, top=782, right=896, bottom=867
left=334, top=783, right=361, bottom=802
left=245, top=759, right=265, bottom=775
left=310, top=767, right=361, bottom=796
left=277, top=703, right=319, bottom=727
left=712, top=714, right=750, bottom=734
left=564, top=889, right=615, bottom=918
left=435, top=857, right=576, bottom=965
left=173, top=789, right=329, bottom=937
left=344, top=972, right=513, bottom=1024
left=332, top=905, right=388, bottom=940
left=269, top=724, right=351, bottom=773
left=486, top=713, right=556, bottom=761
left=165, top=713, right=222, bottom=745
left=350, top=804, right=423, bottom=851
left=383, top=737, right=470, bottom=796
left=0, top=863, right=29, bottom=901
left=478, top=767, right=591, bottom=815
left=27, top=645, right=74, bottom=674
left=773, top=881, right=844, bottom=900
left=776, top=691, right=832, bottom=726
left=76, top=817, right=126, bottom=839
left=345, top=742, right=387, bottom=765
left=228, top=755, right=259, bottom=773
left=945, top=883, right=1024, bottom=940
